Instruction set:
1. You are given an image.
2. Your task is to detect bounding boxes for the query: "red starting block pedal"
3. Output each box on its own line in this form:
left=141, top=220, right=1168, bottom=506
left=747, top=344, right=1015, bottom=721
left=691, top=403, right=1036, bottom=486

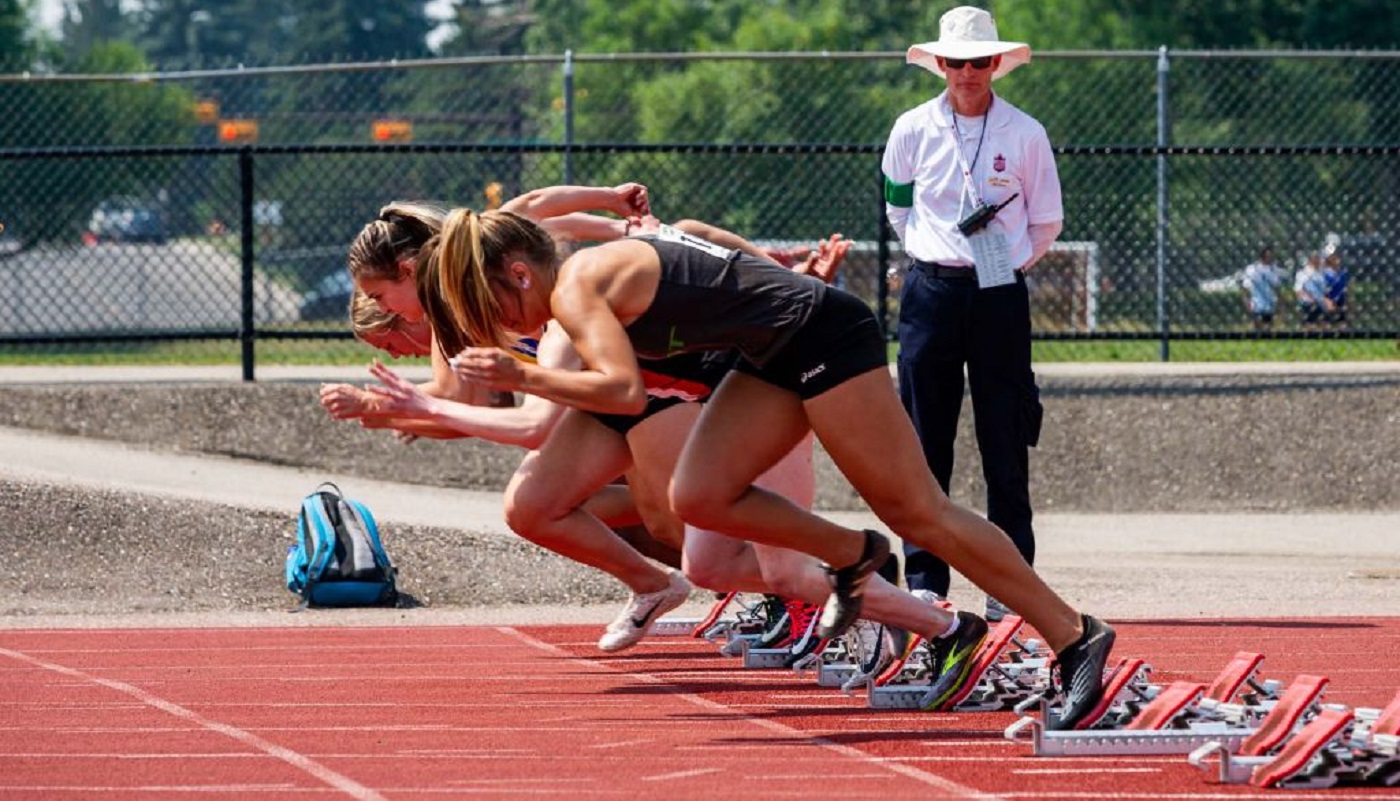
left=1186, top=674, right=1332, bottom=781
left=941, top=616, right=1041, bottom=711
left=1011, top=671, right=1325, bottom=759
left=1126, top=681, right=1207, bottom=730
left=1249, top=707, right=1356, bottom=788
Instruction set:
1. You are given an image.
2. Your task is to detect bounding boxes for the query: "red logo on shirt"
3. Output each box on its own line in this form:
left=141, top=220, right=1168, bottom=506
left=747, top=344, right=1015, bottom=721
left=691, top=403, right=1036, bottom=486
left=993, top=154, right=1006, bottom=172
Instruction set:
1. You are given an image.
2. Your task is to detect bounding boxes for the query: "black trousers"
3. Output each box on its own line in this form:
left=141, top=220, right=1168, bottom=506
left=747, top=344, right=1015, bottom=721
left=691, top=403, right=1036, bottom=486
left=895, top=262, right=1042, bottom=597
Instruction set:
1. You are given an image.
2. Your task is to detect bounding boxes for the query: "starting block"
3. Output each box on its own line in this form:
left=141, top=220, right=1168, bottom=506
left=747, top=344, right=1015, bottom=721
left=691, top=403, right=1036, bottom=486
left=1190, top=687, right=1400, bottom=789
left=736, top=613, right=825, bottom=669
left=652, top=592, right=778, bottom=645
left=793, top=639, right=858, bottom=687
left=1009, top=669, right=1328, bottom=758
left=651, top=592, right=746, bottom=639
left=867, top=616, right=1053, bottom=711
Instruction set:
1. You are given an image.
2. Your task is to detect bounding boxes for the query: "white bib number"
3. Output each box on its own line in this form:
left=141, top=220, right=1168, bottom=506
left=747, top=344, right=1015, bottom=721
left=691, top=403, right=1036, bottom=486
left=656, top=223, right=737, bottom=261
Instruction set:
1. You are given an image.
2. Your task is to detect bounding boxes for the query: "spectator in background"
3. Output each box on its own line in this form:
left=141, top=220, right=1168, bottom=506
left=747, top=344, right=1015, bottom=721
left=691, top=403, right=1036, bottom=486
left=882, top=6, right=1060, bottom=621
left=1322, top=250, right=1350, bottom=328
left=1294, top=252, right=1331, bottom=327
left=1240, top=246, right=1282, bottom=330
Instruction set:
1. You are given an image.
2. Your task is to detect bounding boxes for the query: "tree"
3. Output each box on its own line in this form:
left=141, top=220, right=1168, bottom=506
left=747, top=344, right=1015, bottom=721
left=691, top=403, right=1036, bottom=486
left=58, top=0, right=134, bottom=65
left=0, top=41, right=194, bottom=244
left=0, top=0, right=30, bottom=71
left=135, top=0, right=432, bottom=69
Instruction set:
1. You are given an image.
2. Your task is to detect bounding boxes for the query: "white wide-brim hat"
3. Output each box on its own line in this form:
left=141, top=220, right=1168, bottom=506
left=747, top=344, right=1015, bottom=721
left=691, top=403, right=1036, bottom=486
left=907, top=6, right=1031, bottom=81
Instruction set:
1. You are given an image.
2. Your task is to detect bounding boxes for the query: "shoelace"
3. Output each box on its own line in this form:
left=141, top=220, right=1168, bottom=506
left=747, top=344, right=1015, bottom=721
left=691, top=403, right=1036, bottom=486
left=784, top=600, right=821, bottom=646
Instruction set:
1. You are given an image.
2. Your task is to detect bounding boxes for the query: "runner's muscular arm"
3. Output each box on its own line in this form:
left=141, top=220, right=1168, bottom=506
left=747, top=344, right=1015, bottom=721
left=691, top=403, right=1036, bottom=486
left=461, top=246, right=648, bottom=415
left=367, top=327, right=580, bottom=449
left=501, top=184, right=648, bottom=222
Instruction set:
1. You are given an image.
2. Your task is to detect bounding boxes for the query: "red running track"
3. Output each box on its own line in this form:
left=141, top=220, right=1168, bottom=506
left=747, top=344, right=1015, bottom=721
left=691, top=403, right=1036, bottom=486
left=0, top=618, right=1397, bottom=800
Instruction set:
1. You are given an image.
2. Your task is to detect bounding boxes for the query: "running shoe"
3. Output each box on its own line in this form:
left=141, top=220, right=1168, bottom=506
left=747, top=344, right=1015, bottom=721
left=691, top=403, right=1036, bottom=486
left=984, top=596, right=1011, bottom=623
left=919, top=611, right=990, bottom=711
left=840, top=619, right=897, bottom=692
left=818, top=529, right=890, bottom=640
left=780, top=599, right=826, bottom=667
left=755, top=594, right=792, bottom=648
left=597, top=571, right=693, bottom=652
left=1048, top=614, right=1117, bottom=730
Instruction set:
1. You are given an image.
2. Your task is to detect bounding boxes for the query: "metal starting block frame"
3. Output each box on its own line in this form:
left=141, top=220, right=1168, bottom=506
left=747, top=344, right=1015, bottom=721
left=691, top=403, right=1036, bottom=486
left=866, top=616, right=1053, bottom=711
left=652, top=592, right=770, bottom=642
left=1189, top=687, right=1400, bottom=789
left=793, top=640, right=858, bottom=687
left=1009, top=670, right=1327, bottom=758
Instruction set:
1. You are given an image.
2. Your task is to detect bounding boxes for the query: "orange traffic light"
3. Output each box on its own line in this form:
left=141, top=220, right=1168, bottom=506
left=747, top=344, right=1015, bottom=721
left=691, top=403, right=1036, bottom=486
left=218, top=119, right=258, bottom=144
left=194, top=99, right=219, bottom=125
left=372, top=120, right=413, bottom=143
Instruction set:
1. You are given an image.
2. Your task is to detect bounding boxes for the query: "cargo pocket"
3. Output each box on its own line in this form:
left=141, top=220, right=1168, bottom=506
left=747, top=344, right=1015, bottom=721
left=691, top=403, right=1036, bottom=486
left=1021, top=378, right=1044, bottom=448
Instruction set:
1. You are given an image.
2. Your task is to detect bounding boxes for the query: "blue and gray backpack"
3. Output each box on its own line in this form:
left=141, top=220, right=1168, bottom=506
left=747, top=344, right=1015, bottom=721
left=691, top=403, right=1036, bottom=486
left=286, top=483, right=398, bottom=608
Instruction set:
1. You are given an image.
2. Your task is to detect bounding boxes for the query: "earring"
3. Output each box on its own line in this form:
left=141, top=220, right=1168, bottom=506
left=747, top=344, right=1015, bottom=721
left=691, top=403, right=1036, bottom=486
left=521, top=277, right=532, bottom=289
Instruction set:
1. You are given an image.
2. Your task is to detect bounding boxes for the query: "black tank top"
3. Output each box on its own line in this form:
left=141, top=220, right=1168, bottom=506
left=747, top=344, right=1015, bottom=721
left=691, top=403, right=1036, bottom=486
left=626, top=226, right=826, bottom=367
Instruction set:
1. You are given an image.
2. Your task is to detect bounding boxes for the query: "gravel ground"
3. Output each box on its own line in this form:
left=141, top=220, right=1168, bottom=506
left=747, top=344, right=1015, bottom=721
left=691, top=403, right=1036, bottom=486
left=0, top=368, right=1396, bottom=624
left=0, top=371, right=1396, bottom=511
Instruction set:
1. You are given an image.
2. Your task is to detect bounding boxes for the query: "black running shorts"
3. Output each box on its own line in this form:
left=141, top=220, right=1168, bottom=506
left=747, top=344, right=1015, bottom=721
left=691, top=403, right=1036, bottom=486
left=734, top=287, right=888, bottom=400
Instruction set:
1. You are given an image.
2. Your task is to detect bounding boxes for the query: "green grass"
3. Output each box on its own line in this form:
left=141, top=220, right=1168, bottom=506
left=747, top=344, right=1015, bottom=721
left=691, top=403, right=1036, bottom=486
left=1, top=336, right=1395, bottom=367
left=0, top=338, right=426, bottom=367
left=884, top=338, right=1400, bottom=363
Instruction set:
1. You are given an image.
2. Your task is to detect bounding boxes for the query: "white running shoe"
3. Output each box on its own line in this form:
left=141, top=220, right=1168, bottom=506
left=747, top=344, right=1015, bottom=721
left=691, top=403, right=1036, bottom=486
left=984, top=595, right=1011, bottom=623
left=840, top=619, right=896, bottom=692
left=598, top=572, right=693, bottom=652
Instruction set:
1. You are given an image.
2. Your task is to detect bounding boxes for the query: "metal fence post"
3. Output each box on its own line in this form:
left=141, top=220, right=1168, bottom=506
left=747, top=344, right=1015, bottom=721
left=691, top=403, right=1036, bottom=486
left=1155, top=45, right=1171, bottom=361
left=239, top=149, right=256, bottom=382
left=563, top=49, right=575, bottom=185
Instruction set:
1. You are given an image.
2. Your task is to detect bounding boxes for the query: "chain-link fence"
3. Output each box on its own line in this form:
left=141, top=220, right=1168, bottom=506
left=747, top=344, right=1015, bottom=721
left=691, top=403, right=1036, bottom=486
left=1, top=50, right=1397, bottom=372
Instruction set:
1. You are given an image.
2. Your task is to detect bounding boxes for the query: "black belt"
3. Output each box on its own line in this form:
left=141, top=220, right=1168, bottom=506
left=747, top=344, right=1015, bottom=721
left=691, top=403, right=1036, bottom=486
left=911, top=260, right=977, bottom=280
left=911, top=260, right=1025, bottom=282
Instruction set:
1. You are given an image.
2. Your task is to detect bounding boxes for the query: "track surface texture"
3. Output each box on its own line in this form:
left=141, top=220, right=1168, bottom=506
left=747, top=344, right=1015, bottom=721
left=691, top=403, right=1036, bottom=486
left=2, top=618, right=1397, bottom=800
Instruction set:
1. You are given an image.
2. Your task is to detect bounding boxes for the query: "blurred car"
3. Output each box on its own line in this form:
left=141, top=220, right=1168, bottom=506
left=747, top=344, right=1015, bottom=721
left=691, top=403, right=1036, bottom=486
left=1197, top=269, right=1245, bottom=293
left=88, top=198, right=168, bottom=244
left=299, top=269, right=355, bottom=322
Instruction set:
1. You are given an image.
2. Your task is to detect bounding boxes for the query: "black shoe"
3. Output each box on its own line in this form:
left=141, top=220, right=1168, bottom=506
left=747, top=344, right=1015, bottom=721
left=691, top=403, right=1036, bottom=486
left=818, top=530, right=890, bottom=640
left=1049, top=614, right=1117, bottom=731
left=919, top=611, right=989, bottom=710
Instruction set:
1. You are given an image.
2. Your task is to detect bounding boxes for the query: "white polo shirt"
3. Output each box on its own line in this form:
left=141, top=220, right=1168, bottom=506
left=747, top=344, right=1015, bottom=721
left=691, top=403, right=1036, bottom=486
left=883, top=91, right=1062, bottom=270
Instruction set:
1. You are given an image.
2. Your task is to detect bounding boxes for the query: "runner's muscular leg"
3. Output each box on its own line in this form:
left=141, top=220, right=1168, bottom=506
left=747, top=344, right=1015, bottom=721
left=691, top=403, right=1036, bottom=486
left=803, top=366, right=1082, bottom=650
left=671, top=372, right=862, bottom=568
left=505, top=408, right=671, bottom=594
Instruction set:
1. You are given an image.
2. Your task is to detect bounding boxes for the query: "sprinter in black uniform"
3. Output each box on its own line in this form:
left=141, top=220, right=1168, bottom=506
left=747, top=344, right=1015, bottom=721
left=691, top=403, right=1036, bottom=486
left=342, top=189, right=847, bottom=657
left=420, top=209, right=1117, bottom=729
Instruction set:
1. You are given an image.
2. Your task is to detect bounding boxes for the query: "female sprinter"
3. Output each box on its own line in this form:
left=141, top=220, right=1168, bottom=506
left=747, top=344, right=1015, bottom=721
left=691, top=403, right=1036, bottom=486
left=420, top=208, right=1117, bottom=728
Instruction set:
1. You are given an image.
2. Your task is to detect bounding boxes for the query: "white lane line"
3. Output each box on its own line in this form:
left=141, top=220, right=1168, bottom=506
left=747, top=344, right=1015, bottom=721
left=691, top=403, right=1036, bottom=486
left=499, top=627, right=1003, bottom=800
left=590, top=738, right=653, bottom=750
left=1002, top=793, right=1400, bottom=800
left=0, top=786, right=303, bottom=794
left=640, top=768, right=722, bottom=782
left=1012, top=767, right=1161, bottom=775
left=0, top=646, right=389, bottom=801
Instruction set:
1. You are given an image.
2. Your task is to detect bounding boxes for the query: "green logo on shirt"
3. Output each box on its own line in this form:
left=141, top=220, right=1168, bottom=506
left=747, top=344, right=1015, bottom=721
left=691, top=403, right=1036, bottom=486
left=667, top=325, right=685, bottom=355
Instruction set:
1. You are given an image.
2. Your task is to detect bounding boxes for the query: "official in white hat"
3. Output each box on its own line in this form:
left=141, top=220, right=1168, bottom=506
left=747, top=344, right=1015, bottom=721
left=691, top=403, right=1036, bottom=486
left=883, top=6, right=1066, bottom=647
left=906, top=5, right=1032, bottom=81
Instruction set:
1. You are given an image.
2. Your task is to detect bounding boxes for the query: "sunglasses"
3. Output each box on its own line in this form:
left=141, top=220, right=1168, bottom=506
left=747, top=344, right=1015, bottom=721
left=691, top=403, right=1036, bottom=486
left=943, top=56, right=994, bottom=71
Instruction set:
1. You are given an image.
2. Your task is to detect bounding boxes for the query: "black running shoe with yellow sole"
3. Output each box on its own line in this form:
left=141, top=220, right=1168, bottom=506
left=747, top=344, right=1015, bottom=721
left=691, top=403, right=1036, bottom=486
left=1049, top=614, right=1117, bottom=730
left=919, top=611, right=989, bottom=711
left=818, top=530, right=890, bottom=640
